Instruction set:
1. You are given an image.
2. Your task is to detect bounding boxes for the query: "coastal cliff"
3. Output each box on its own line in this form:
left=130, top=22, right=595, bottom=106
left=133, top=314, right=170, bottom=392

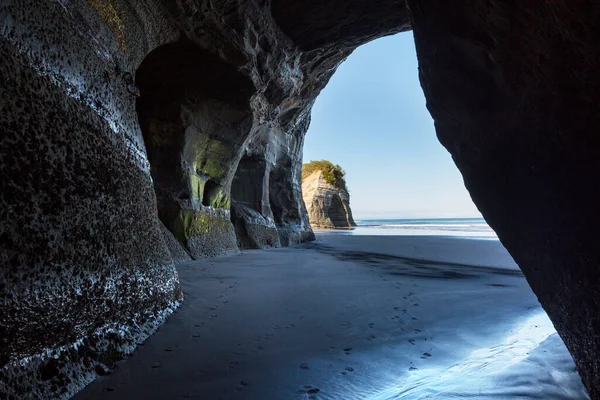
left=302, top=162, right=356, bottom=229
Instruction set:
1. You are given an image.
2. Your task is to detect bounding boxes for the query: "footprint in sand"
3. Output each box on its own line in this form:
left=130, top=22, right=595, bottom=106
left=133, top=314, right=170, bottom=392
left=210, top=313, right=218, bottom=318
left=414, top=329, right=422, bottom=333
left=299, top=362, right=309, bottom=370
left=345, top=367, right=354, bottom=372
left=192, top=333, right=200, bottom=338
left=236, top=381, right=250, bottom=392
left=408, top=339, right=416, bottom=345
left=366, top=334, right=377, bottom=341
left=150, top=362, right=162, bottom=369
left=298, top=385, right=320, bottom=395
left=272, top=324, right=281, bottom=330
left=409, top=367, right=419, bottom=371
left=421, top=352, right=432, bottom=358
left=228, top=361, right=239, bottom=370
left=343, top=347, right=353, bottom=355
left=299, top=385, right=320, bottom=394
left=368, top=322, right=375, bottom=328
left=286, top=324, right=295, bottom=328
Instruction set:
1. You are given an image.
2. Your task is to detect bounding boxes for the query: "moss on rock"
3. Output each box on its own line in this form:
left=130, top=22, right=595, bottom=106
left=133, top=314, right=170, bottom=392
left=302, top=160, right=347, bottom=189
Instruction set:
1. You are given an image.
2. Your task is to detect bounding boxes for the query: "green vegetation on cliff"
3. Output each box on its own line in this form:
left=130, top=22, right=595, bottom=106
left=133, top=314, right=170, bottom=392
left=302, top=160, right=347, bottom=189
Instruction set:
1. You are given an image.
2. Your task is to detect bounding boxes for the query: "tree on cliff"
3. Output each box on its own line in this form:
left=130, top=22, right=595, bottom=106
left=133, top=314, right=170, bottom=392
left=302, top=160, right=347, bottom=189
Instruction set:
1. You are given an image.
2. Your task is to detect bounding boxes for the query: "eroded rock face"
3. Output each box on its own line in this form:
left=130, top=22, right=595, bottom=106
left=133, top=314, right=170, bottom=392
left=2, top=0, right=394, bottom=396
left=3, top=0, right=600, bottom=398
left=302, top=171, right=356, bottom=229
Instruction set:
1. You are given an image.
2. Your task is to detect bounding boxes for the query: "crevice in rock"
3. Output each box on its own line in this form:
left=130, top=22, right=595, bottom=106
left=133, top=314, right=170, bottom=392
left=231, top=154, right=269, bottom=214
left=269, top=158, right=299, bottom=225
left=202, top=179, right=221, bottom=207
left=230, top=154, right=281, bottom=248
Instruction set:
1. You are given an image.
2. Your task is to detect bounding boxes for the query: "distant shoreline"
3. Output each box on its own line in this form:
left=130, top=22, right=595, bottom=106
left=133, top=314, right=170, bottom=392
left=314, top=217, right=498, bottom=239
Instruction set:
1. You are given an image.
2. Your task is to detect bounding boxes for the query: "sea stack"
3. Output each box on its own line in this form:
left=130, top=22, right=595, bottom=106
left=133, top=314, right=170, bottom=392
left=302, top=161, right=357, bottom=229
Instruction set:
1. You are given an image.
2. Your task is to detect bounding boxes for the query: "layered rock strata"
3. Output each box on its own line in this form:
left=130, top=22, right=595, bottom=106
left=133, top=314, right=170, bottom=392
left=302, top=170, right=357, bottom=229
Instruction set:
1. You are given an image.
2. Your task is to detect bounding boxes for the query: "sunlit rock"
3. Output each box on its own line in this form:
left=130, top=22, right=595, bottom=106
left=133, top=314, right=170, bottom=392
left=302, top=162, right=356, bottom=229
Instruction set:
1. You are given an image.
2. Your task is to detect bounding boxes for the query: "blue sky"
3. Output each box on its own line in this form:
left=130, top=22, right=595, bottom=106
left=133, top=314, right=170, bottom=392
left=303, top=32, right=482, bottom=220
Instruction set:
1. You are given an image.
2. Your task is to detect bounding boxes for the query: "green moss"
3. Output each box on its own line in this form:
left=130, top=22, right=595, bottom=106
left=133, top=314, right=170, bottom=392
left=202, top=159, right=226, bottom=180
left=87, top=0, right=127, bottom=50
left=171, top=210, right=195, bottom=244
left=189, top=173, right=206, bottom=201
left=211, top=190, right=230, bottom=209
left=302, top=160, right=347, bottom=189
left=192, top=138, right=233, bottom=181
left=171, top=210, right=232, bottom=246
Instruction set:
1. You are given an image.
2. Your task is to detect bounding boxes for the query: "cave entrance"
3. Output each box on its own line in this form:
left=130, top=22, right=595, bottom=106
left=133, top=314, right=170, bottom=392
left=135, top=38, right=255, bottom=245
left=302, top=32, right=485, bottom=233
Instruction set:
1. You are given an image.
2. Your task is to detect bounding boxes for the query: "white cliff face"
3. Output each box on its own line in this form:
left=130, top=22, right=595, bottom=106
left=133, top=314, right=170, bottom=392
left=302, top=171, right=356, bottom=229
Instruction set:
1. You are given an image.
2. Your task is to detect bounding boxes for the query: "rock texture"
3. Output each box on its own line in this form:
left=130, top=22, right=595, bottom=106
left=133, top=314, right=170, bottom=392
left=159, top=222, right=192, bottom=264
left=302, top=170, right=356, bottom=229
left=3, top=0, right=600, bottom=398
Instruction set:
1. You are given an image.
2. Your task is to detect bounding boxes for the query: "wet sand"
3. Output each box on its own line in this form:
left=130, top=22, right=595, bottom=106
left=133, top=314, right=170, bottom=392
left=74, top=235, right=588, bottom=399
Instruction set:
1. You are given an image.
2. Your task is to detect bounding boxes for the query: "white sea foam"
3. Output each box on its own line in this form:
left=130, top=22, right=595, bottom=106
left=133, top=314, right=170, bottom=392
left=352, top=218, right=498, bottom=239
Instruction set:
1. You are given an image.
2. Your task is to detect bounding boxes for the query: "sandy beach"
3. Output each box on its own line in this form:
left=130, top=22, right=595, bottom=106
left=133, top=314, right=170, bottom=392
left=74, top=234, right=588, bottom=400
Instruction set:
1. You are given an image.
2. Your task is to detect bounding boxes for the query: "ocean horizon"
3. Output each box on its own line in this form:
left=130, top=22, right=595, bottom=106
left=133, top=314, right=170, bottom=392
left=336, top=217, right=498, bottom=239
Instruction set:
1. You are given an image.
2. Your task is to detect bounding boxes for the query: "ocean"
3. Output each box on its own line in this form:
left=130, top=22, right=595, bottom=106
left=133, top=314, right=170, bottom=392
left=349, top=217, right=498, bottom=239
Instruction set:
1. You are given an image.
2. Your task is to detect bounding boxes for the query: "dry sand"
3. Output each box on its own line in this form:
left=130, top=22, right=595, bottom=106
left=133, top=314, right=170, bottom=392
left=74, top=234, right=588, bottom=399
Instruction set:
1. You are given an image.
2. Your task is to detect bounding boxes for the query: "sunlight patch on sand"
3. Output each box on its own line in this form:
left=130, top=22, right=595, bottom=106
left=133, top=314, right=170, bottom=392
left=373, top=312, right=556, bottom=399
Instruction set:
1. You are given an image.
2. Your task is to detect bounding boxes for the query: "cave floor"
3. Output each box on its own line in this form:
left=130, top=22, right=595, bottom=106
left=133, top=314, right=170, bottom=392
left=74, top=235, right=588, bottom=400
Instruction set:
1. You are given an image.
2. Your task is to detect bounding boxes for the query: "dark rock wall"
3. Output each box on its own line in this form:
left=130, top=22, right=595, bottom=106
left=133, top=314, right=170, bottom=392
left=0, top=0, right=182, bottom=397
left=407, top=0, right=600, bottom=396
